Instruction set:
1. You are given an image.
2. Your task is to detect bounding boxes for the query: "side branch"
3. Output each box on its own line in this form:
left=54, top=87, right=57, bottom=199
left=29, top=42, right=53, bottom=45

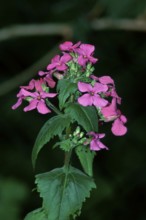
left=91, top=19, right=146, bottom=32
left=1, top=19, right=146, bottom=43
left=0, top=23, right=73, bottom=42
left=0, top=19, right=146, bottom=96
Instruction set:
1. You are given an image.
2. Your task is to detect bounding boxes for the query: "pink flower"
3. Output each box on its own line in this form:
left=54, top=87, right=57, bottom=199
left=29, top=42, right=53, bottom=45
left=38, top=71, right=56, bottom=88
left=12, top=79, right=57, bottom=114
left=77, top=44, right=98, bottom=66
left=12, top=80, right=37, bottom=109
left=47, top=54, right=72, bottom=71
left=101, top=98, right=127, bottom=136
left=59, top=41, right=81, bottom=52
left=90, top=75, right=121, bottom=104
left=88, top=132, right=108, bottom=151
left=77, top=81, right=108, bottom=107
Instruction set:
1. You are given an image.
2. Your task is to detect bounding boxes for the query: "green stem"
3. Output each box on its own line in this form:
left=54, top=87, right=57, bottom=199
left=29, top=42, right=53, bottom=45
left=64, top=126, right=72, bottom=171
left=46, top=99, right=62, bottom=115
left=64, top=150, right=72, bottom=171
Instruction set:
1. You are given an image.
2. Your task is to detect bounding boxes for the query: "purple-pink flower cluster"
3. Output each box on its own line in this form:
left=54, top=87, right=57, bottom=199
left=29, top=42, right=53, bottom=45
left=12, top=41, right=98, bottom=114
left=12, top=41, right=127, bottom=152
left=12, top=78, right=57, bottom=114
left=77, top=74, right=127, bottom=137
left=87, top=132, right=108, bottom=151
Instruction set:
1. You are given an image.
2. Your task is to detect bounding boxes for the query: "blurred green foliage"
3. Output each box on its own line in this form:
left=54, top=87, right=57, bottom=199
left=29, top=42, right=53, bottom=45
left=0, top=177, right=28, bottom=220
left=0, top=0, right=146, bottom=219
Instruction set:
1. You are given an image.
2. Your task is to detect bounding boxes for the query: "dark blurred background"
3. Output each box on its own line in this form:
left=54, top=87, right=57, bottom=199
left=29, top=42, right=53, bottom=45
left=0, top=0, right=146, bottom=219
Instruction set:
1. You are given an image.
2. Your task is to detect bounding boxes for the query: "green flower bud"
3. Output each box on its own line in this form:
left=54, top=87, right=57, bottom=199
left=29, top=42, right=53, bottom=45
left=73, top=126, right=80, bottom=136
left=79, top=132, right=84, bottom=138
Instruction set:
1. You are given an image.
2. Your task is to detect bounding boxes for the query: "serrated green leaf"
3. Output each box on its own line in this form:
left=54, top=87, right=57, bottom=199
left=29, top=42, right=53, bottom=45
left=36, top=166, right=96, bottom=220
left=76, top=145, right=96, bottom=177
left=60, top=139, right=72, bottom=152
left=53, top=139, right=72, bottom=152
left=24, top=208, right=47, bottom=220
left=57, top=79, right=77, bottom=109
left=32, top=114, right=71, bottom=168
left=65, top=103, right=98, bottom=132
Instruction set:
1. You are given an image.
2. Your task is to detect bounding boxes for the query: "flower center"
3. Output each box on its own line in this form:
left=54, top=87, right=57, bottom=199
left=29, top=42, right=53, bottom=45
left=90, top=91, right=94, bottom=96
left=37, top=95, right=41, bottom=100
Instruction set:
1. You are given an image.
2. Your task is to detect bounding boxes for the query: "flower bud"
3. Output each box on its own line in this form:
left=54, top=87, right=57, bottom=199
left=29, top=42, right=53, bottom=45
left=53, top=72, right=64, bottom=80
left=79, top=132, right=84, bottom=138
left=73, top=126, right=80, bottom=136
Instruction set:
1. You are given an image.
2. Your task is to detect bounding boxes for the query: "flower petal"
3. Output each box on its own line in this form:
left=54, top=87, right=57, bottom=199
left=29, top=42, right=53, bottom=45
left=90, top=139, right=99, bottom=151
left=51, top=55, right=60, bottom=63
left=38, top=71, right=46, bottom=76
left=24, top=99, right=38, bottom=112
left=90, top=75, right=98, bottom=81
left=59, top=41, right=81, bottom=51
left=93, top=82, right=108, bottom=93
left=89, top=56, right=98, bottom=64
left=80, top=44, right=95, bottom=56
left=98, top=133, right=105, bottom=139
left=60, top=53, right=72, bottom=63
left=12, top=98, right=23, bottom=110
left=93, top=95, right=108, bottom=107
left=78, top=94, right=93, bottom=106
left=87, top=131, right=96, bottom=137
left=47, top=63, right=57, bottom=70
left=98, top=76, right=114, bottom=85
left=56, top=64, right=68, bottom=71
left=59, top=41, right=73, bottom=51
left=90, top=139, right=108, bottom=151
left=78, top=55, right=87, bottom=66
left=45, top=76, right=56, bottom=88
left=20, top=88, right=36, bottom=98
left=120, top=115, right=127, bottom=123
left=34, top=79, right=44, bottom=92
left=37, top=100, right=51, bottom=114
left=111, top=118, right=127, bottom=136
left=78, top=82, right=92, bottom=92
left=101, top=98, right=117, bottom=119
left=41, top=92, right=57, bottom=99
left=20, top=79, right=35, bottom=90
left=111, top=88, right=121, bottom=104
left=97, top=140, right=108, bottom=150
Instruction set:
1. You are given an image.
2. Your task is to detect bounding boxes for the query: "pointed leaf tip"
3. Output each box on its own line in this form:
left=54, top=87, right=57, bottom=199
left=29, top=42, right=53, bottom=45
left=32, top=114, right=71, bottom=168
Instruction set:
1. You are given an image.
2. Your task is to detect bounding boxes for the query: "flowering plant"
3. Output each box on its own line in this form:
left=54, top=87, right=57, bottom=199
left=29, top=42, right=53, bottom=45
left=12, top=41, right=127, bottom=220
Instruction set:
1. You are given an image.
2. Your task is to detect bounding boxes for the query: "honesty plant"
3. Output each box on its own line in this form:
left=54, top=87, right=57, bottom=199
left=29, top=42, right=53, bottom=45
left=12, top=41, right=127, bottom=220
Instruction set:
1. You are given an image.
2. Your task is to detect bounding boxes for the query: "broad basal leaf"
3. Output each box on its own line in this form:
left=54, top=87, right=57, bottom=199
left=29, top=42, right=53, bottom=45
left=32, top=114, right=71, bottom=168
left=57, top=79, right=77, bottom=109
left=65, top=103, right=98, bottom=132
left=76, top=145, right=96, bottom=177
left=36, top=166, right=96, bottom=220
left=24, top=208, right=47, bottom=220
